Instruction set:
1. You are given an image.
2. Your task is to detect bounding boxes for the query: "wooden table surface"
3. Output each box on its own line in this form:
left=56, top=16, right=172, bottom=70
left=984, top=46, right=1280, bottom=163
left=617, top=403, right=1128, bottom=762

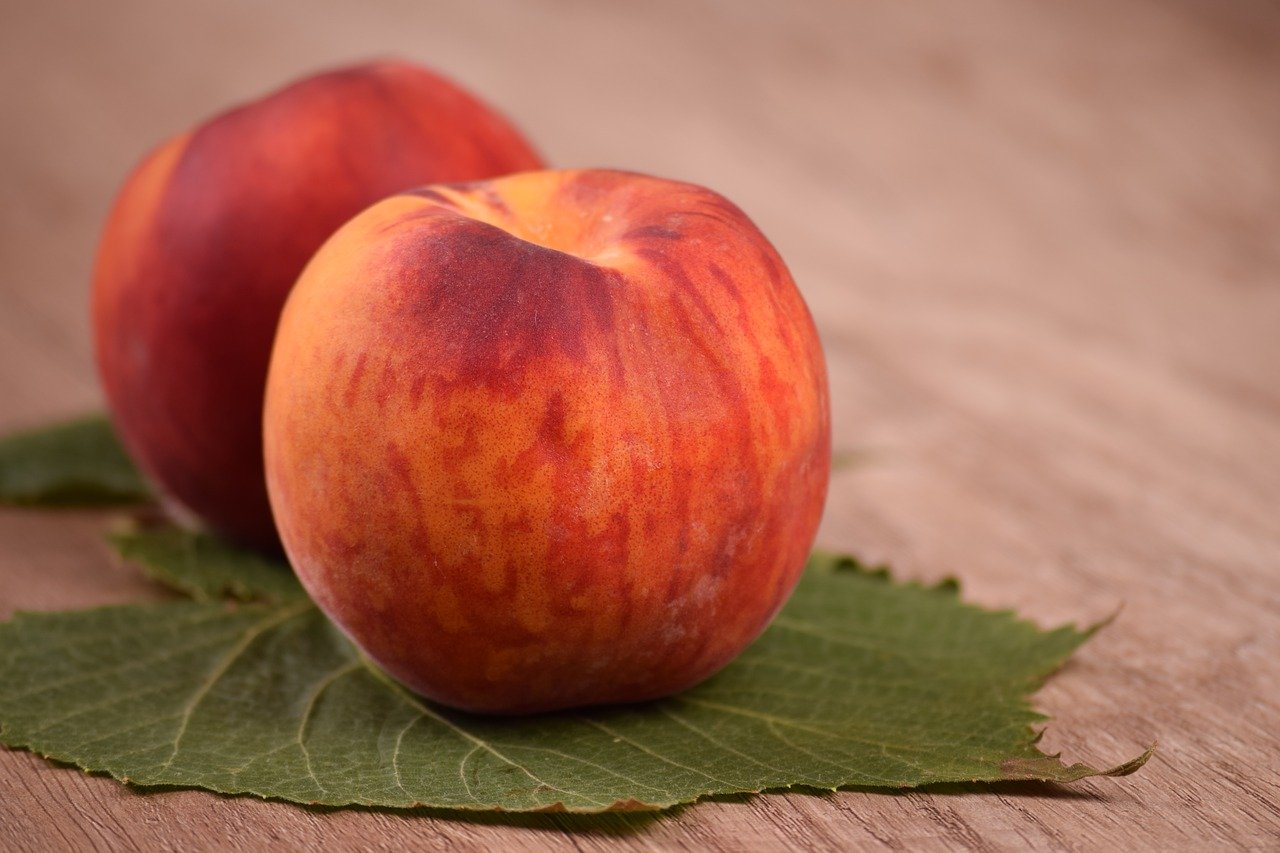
left=3, top=1, right=1278, bottom=849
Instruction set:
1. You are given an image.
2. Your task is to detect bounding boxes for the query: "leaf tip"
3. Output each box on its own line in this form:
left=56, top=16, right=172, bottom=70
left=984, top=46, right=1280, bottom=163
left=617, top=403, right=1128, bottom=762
left=1101, top=741, right=1157, bottom=777
left=1000, top=739, right=1156, bottom=783
left=1081, top=602, right=1125, bottom=639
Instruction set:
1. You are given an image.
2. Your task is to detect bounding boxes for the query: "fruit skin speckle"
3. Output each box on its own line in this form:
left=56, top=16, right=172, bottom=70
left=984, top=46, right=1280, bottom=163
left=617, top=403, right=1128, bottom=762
left=91, top=59, right=543, bottom=550
left=264, top=168, right=831, bottom=715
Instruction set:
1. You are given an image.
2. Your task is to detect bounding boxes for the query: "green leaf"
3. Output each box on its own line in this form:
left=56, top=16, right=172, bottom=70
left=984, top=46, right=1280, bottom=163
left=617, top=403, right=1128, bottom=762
left=0, top=529, right=1151, bottom=813
left=107, top=524, right=303, bottom=604
left=0, top=415, right=150, bottom=506
left=830, top=447, right=876, bottom=472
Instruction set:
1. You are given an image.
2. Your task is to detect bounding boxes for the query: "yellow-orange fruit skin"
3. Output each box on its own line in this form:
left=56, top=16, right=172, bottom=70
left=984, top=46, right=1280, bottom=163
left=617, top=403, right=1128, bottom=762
left=264, top=169, right=830, bottom=714
left=91, top=60, right=543, bottom=550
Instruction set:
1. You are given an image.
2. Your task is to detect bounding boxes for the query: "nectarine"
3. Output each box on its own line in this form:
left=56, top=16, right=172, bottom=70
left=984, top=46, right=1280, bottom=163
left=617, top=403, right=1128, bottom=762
left=92, top=60, right=543, bottom=549
left=263, top=169, right=830, bottom=714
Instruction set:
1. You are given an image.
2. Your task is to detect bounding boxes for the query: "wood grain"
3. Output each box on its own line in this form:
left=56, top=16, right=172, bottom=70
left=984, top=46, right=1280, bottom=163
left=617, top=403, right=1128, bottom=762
left=2, top=0, right=1278, bottom=848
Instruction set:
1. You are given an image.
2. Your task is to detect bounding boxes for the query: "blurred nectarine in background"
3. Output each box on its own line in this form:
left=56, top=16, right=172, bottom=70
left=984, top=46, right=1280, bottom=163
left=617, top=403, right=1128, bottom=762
left=92, top=60, right=543, bottom=549
left=263, top=168, right=830, bottom=713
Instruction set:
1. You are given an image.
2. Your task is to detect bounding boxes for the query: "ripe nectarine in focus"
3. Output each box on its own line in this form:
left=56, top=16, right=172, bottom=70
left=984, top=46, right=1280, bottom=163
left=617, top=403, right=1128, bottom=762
left=92, top=60, right=543, bottom=549
left=263, top=168, right=830, bottom=714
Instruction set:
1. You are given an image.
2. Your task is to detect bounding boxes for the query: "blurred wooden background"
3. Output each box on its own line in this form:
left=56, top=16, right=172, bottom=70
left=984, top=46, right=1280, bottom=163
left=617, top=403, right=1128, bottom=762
left=2, top=1, right=1278, bottom=849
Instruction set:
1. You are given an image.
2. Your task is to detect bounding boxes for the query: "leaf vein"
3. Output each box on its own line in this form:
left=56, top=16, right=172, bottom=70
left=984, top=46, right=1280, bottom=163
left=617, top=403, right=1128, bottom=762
left=160, top=599, right=313, bottom=772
